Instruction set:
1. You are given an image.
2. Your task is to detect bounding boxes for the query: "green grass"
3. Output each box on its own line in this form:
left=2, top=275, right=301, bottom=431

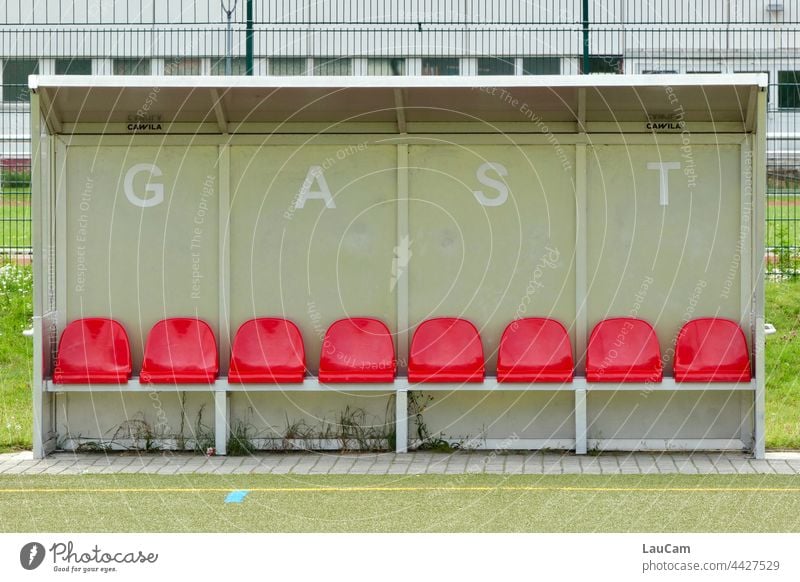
left=1, top=473, right=800, bottom=532
left=0, top=199, right=32, bottom=249
left=765, top=194, right=799, bottom=272
left=0, top=186, right=30, bottom=196
left=0, top=263, right=33, bottom=452
left=765, top=279, right=800, bottom=448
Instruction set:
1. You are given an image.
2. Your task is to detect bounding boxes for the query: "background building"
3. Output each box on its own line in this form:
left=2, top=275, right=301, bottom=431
left=1, top=0, right=798, bottom=268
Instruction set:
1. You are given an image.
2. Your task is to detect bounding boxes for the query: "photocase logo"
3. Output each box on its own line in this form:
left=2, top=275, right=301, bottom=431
left=20, top=542, right=46, bottom=570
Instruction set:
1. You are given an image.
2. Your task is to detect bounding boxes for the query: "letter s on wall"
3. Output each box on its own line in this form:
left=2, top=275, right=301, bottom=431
left=473, top=162, right=509, bottom=207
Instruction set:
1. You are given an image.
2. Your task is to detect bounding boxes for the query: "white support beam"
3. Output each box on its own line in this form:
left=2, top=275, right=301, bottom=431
left=576, top=87, right=587, bottom=131
left=753, top=89, right=768, bottom=460
left=60, top=132, right=752, bottom=147
left=588, top=438, right=749, bottom=452
left=396, top=144, right=410, bottom=373
left=574, top=388, right=587, bottom=455
left=740, top=136, right=753, bottom=325
left=575, top=143, right=588, bottom=374
left=44, top=377, right=756, bottom=393
left=30, top=73, right=767, bottom=92
left=218, top=145, right=231, bottom=375
left=395, top=388, right=408, bottom=453
left=744, top=86, right=758, bottom=133
left=214, top=389, right=227, bottom=456
left=31, top=95, right=46, bottom=459
left=393, top=89, right=407, bottom=134
left=45, top=378, right=401, bottom=393
left=210, top=88, right=228, bottom=133
left=37, top=87, right=62, bottom=134
left=54, top=138, right=67, bottom=334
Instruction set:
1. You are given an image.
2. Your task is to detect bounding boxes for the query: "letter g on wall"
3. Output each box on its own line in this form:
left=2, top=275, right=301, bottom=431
left=124, top=163, right=164, bottom=208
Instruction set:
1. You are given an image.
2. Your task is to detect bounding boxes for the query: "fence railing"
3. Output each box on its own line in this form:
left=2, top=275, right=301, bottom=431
left=1, top=1, right=798, bottom=274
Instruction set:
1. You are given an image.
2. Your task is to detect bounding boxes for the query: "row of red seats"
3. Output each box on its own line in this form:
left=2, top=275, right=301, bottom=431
left=53, top=316, right=751, bottom=385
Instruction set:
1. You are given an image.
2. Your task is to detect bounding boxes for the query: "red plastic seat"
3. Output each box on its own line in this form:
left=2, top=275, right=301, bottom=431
left=497, top=318, right=573, bottom=383
left=53, top=318, right=132, bottom=384
left=674, top=318, right=752, bottom=382
left=140, top=318, right=218, bottom=384
left=409, top=317, right=484, bottom=383
left=586, top=318, right=662, bottom=383
left=229, top=318, right=305, bottom=383
left=318, top=318, right=395, bottom=383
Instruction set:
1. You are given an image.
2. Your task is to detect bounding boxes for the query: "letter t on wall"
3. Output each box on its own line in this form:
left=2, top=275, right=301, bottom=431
left=646, top=161, right=681, bottom=206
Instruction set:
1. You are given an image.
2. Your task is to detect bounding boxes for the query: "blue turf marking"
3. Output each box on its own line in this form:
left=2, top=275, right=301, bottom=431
left=225, top=490, right=250, bottom=503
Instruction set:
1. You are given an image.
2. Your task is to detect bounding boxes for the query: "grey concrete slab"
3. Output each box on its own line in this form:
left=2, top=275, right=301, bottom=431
left=0, top=450, right=794, bottom=476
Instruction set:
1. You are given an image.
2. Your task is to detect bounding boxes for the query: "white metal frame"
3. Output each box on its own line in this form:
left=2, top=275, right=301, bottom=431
left=43, top=377, right=756, bottom=455
left=30, top=74, right=768, bottom=458
left=28, top=72, right=767, bottom=91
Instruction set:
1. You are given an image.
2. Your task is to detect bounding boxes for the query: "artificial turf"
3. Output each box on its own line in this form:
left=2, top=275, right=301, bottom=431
left=2, top=473, right=800, bottom=532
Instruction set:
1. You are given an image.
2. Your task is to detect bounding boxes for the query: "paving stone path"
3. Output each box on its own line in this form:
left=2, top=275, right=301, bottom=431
left=1, top=451, right=799, bottom=476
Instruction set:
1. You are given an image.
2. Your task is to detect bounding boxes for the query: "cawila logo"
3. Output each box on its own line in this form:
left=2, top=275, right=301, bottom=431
left=20, top=542, right=46, bottom=570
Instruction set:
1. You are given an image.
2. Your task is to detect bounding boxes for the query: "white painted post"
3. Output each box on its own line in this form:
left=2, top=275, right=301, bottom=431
left=218, top=144, right=231, bottom=375
left=575, top=142, right=588, bottom=374
left=396, top=144, right=409, bottom=372
left=216, top=145, right=231, bottom=457
left=753, top=89, right=768, bottom=459
left=214, top=388, right=227, bottom=455
left=740, top=136, right=754, bottom=450
left=395, top=386, right=408, bottom=453
left=574, top=387, right=587, bottom=455
left=31, top=95, right=46, bottom=459
left=574, top=134, right=588, bottom=456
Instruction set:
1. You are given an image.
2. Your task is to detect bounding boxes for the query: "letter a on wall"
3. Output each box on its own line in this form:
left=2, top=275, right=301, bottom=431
left=295, top=165, right=336, bottom=209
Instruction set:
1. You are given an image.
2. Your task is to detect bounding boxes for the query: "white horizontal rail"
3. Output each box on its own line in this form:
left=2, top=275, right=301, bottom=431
left=30, top=73, right=768, bottom=91
left=588, top=438, right=749, bottom=452
left=45, top=377, right=756, bottom=393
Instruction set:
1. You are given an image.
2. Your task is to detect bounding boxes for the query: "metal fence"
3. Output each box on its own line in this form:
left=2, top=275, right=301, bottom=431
left=1, top=0, right=798, bottom=273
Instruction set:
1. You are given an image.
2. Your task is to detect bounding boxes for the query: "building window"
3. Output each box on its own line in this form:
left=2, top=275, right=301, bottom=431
left=581, top=55, right=623, bottom=74
left=113, top=59, right=151, bottom=75
left=366, top=58, right=405, bottom=76
left=2, top=59, right=38, bottom=102
left=55, top=58, right=92, bottom=75
left=210, top=57, right=247, bottom=75
left=778, top=71, right=800, bottom=109
left=313, top=58, right=351, bottom=75
left=165, top=57, right=202, bottom=75
left=522, top=57, right=561, bottom=75
left=421, top=57, right=459, bottom=76
left=478, top=57, right=515, bottom=76
left=642, top=70, right=678, bottom=74
left=270, top=58, right=306, bottom=76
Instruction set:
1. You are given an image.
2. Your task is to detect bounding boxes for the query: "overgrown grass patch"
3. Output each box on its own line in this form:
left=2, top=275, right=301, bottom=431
left=0, top=263, right=32, bottom=452
left=765, top=279, right=800, bottom=448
